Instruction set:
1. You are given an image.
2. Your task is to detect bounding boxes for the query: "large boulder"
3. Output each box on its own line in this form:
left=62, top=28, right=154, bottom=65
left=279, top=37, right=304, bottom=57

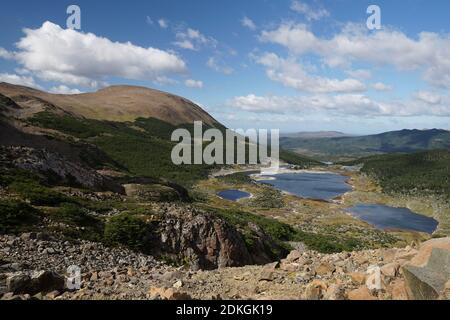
left=29, top=271, right=65, bottom=294
left=5, top=274, right=31, bottom=294
left=149, top=206, right=254, bottom=270
left=146, top=204, right=288, bottom=270
left=403, top=241, right=450, bottom=300
left=408, top=237, right=450, bottom=267
left=6, top=270, right=65, bottom=295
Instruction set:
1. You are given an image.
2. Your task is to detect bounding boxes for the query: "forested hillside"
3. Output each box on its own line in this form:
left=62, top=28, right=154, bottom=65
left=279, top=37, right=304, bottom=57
left=346, top=150, right=450, bottom=197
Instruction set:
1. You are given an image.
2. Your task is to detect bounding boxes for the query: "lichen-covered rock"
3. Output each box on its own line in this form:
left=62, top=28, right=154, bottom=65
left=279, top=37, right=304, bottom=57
left=150, top=206, right=254, bottom=270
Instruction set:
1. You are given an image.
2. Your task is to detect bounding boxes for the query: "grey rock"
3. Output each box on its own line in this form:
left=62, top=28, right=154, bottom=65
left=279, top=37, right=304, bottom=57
left=6, top=274, right=32, bottom=294
left=403, top=248, right=450, bottom=300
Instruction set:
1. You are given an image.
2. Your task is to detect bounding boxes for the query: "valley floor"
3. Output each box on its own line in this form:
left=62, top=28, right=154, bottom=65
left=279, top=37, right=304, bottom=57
left=195, top=166, right=449, bottom=251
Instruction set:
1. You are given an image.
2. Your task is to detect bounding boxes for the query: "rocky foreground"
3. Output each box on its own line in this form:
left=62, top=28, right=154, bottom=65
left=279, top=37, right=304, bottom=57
left=1, top=233, right=449, bottom=301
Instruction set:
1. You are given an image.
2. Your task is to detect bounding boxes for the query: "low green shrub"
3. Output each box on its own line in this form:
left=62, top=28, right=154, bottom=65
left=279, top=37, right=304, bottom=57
left=55, top=203, right=95, bottom=225
left=8, top=181, right=71, bottom=206
left=52, top=203, right=104, bottom=242
left=0, top=200, right=40, bottom=234
left=104, top=213, right=150, bottom=251
left=217, top=172, right=254, bottom=184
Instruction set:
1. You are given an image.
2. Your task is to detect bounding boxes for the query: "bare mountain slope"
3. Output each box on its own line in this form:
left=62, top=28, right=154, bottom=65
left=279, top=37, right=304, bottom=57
left=0, top=82, right=218, bottom=125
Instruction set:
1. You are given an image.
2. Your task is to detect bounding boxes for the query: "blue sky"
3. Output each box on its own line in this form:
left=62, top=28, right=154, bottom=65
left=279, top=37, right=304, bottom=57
left=1, top=0, right=450, bottom=134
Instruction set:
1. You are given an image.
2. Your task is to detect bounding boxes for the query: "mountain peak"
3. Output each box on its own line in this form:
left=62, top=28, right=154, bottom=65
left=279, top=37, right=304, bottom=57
left=0, top=82, right=218, bottom=125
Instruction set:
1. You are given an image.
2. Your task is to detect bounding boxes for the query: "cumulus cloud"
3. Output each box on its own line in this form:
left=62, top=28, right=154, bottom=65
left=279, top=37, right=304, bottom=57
left=241, top=17, right=257, bottom=30
left=290, top=1, right=330, bottom=21
left=228, top=94, right=380, bottom=115
left=414, top=91, right=442, bottom=105
left=49, top=85, right=83, bottom=94
left=158, top=19, right=168, bottom=29
left=0, top=73, right=40, bottom=89
left=146, top=16, right=154, bottom=25
left=260, top=22, right=450, bottom=89
left=173, top=28, right=217, bottom=51
left=185, top=79, right=203, bottom=88
left=0, top=48, right=14, bottom=60
left=372, top=82, right=393, bottom=91
left=254, top=52, right=366, bottom=93
left=345, top=69, right=372, bottom=80
left=228, top=93, right=450, bottom=117
left=207, top=57, right=234, bottom=75
left=11, top=21, right=186, bottom=88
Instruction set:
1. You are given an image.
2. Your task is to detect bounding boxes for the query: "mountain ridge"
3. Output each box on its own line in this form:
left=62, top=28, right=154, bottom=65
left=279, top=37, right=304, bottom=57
left=281, top=128, right=450, bottom=160
left=281, top=131, right=351, bottom=139
left=0, top=82, right=218, bottom=125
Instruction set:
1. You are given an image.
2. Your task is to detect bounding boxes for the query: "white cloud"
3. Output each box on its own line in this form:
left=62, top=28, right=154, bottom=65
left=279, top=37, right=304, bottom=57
left=414, top=91, right=442, bottom=105
left=12, top=21, right=186, bottom=88
left=228, top=48, right=238, bottom=56
left=372, top=82, right=393, bottom=91
left=14, top=68, right=31, bottom=75
left=0, top=73, right=40, bottom=89
left=241, top=17, right=256, bottom=30
left=290, top=1, right=330, bottom=21
left=0, top=48, right=14, bottom=60
left=260, top=22, right=450, bottom=89
left=174, top=40, right=196, bottom=50
left=158, top=19, right=168, bottom=29
left=254, top=52, right=366, bottom=93
left=153, top=76, right=178, bottom=86
left=345, top=69, right=372, bottom=80
left=49, top=85, right=82, bottom=94
left=173, top=28, right=217, bottom=51
left=185, top=79, right=203, bottom=88
left=207, top=57, right=234, bottom=75
left=228, top=94, right=287, bottom=113
left=228, top=93, right=450, bottom=117
left=228, top=94, right=378, bottom=114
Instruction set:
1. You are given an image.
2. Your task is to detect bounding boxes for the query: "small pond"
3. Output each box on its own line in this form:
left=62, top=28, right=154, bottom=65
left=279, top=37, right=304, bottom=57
left=217, top=190, right=251, bottom=201
left=347, top=204, right=439, bottom=234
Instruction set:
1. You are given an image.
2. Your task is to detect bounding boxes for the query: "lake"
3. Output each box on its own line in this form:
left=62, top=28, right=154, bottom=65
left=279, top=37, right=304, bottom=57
left=255, top=172, right=352, bottom=201
left=347, top=204, right=439, bottom=234
left=217, top=189, right=251, bottom=201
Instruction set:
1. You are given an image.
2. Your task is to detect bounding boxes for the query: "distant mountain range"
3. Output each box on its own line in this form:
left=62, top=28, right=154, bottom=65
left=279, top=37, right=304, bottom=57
left=281, top=128, right=450, bottom=160
left=281, top=131, right=351, bottom=139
